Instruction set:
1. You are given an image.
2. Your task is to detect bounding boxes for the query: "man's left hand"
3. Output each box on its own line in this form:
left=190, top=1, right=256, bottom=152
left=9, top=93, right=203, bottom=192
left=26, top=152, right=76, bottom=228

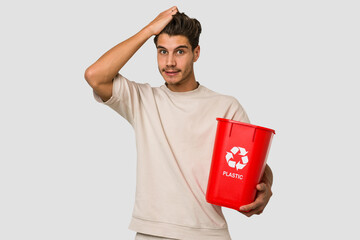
left=238, top=182, right=272, bottom=217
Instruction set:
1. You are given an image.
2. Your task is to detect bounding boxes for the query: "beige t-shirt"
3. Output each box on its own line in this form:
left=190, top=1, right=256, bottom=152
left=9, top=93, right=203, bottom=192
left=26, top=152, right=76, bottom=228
left=93, top=73, right=250, bottom=240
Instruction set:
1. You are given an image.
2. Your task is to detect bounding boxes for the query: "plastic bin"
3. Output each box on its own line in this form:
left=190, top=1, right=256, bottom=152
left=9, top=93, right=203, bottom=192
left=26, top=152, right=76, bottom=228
left=206, top=118, right=275, bottom=210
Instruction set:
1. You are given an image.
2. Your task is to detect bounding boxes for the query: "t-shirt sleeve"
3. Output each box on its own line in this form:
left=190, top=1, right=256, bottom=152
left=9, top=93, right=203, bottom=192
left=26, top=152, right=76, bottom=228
left=231, top=98, right=250, bottom=124
left=93, top=73, right=139, bottom=126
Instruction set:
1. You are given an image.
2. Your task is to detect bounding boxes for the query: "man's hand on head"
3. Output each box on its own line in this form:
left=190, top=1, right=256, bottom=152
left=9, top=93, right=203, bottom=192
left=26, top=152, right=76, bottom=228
left=145, top=6, right=178, bottom=36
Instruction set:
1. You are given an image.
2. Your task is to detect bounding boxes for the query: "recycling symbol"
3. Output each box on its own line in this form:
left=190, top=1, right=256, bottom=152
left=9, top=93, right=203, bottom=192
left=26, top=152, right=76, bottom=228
left=225, top=146, right=249, bottom=170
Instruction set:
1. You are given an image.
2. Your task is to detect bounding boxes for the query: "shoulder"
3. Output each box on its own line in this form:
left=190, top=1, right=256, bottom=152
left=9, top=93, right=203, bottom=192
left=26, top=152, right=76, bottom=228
left=114, top=73, right=153, bottom=92
left=202, top=85, right=241, bottom=104
left=203, top=85, right=249, bottom=121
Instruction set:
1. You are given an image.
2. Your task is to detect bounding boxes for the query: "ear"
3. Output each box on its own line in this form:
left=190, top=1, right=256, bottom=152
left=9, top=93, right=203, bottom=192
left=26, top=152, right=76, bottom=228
left=193, top=45, right=200, bottom=62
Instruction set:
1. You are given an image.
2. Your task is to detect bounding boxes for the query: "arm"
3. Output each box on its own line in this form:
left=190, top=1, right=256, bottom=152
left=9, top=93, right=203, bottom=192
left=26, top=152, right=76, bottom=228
left=84, top=6, right=178, bottom=102
left=239, top=164, right=273, bottom=217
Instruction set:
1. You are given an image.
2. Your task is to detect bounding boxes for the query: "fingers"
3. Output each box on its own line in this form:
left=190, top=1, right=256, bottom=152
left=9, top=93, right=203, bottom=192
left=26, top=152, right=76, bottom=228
left=169, top=6, right=178, bottom=12
left=239, top=203, right=264, bottom=217
left=148, top=6, right=179, bottom=35
left=239, top=199, right=262, bottom=213
left=160, top=6, right=178, bottom=20
left=257, top=183, right=267, bottom=191
left=170, top=6, right=178, bottom=15
left=239, top=207, right=263, bottom=217
left=165, top=6, right=178, bottom=15
left=238, top=183, right=272, bottom=217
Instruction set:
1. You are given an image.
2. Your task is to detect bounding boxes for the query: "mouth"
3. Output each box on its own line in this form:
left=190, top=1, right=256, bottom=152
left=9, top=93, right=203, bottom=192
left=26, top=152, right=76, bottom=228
left=164, top=70, right=180, bottom=76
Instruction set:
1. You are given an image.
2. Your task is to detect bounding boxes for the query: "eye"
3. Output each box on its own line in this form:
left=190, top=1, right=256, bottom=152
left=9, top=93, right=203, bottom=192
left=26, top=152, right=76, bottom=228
left=177, top=49, right=184, bottom=54
left=159, top=49, right=167, bottom=54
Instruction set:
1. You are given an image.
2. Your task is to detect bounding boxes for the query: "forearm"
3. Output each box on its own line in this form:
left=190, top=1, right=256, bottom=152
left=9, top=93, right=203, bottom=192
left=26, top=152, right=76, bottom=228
left=85, top=26, right=153, bottom=87
left=262, top=164, right=273, bottom=187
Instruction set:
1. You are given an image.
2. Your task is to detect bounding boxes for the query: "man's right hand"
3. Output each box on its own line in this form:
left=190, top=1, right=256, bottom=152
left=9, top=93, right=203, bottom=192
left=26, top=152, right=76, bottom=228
left=145, top=6, right=178, bottom=35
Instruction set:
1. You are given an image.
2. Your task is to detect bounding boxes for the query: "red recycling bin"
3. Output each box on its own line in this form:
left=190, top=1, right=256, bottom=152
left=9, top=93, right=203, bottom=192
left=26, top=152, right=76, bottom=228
left=206, top=118, right=275, bottom=211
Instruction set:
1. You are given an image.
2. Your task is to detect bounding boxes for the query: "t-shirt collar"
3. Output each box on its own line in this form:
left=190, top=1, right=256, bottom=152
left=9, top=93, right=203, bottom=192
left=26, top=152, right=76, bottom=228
left=162, top=82, right=201, bottom=95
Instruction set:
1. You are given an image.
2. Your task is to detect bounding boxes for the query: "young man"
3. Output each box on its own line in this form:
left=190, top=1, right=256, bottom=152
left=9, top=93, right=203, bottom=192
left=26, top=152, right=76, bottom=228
left=85, top=6, right=273, bottom=240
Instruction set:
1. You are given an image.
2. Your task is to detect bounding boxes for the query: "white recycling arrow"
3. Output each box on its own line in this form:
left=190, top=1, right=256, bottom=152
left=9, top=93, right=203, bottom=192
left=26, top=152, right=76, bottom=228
left=239, top=147, right=248, bottom=156
left=225, top=146, right=249, bottom=171
left=241, top=156, right=248, bottom=164
left=226, top=152, right=236, bottom=168
left=226, top=152, right=233, bottom=162
left=229, top=161, right=236, bottom=168
left=236, top=161, right=246, bottom=170
left=230, top=147, right=239, bottom=155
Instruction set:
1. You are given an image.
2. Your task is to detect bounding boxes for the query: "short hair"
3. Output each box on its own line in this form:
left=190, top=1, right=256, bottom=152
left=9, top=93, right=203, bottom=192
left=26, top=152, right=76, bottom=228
left=153, top=12, right=202, bottom=51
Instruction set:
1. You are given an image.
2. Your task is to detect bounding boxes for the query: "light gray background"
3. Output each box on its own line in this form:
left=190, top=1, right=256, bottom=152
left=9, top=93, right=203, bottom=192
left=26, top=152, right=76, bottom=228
left=1, top=0, right=359, bottom=239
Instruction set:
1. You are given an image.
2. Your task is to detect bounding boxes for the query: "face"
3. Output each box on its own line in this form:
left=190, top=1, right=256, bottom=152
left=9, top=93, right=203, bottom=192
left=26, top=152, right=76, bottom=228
left=156, top=34, right=200, bottom=89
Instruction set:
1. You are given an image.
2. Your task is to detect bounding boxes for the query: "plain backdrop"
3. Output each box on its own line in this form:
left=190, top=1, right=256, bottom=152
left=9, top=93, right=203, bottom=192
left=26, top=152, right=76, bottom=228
left=1, top=0, right=359, bottom=239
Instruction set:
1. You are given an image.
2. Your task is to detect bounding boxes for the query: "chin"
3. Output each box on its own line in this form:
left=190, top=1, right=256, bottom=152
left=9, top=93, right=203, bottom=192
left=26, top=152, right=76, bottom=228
left=165, top=81, right=177, bottom=86
left=163, top=76, right=181, bottom=85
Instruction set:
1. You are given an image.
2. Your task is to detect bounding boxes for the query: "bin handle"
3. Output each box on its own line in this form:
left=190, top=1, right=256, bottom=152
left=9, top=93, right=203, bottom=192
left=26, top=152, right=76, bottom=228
left=229, top=123, right=233, bottom=137
left=252, top=128, right=257, bottom=142
left=229, top=123, right=257, bottom=141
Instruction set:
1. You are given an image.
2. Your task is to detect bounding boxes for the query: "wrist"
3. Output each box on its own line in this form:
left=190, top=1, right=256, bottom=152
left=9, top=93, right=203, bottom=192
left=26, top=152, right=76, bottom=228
left=261, top=165, right=273, bottom=187
left=141, top=25, right=156, bottom=38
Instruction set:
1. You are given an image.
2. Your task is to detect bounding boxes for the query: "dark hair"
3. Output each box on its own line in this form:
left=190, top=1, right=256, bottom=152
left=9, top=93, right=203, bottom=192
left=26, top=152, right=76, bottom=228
left=153, top=12, right=202, bottom=51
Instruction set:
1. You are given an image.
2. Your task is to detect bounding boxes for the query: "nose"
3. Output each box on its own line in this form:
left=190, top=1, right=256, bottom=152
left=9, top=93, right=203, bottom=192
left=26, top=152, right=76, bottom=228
left=166, top=54, right=176, bottom=67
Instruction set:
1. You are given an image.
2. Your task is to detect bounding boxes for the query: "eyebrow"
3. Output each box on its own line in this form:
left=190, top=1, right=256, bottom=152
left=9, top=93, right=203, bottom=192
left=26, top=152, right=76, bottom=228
left=157, top=45, right=189, bottom=50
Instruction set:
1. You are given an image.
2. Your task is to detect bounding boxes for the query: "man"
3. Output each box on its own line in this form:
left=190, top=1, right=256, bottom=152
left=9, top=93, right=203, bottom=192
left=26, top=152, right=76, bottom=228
left=85, top=6, right=273, bottom=240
